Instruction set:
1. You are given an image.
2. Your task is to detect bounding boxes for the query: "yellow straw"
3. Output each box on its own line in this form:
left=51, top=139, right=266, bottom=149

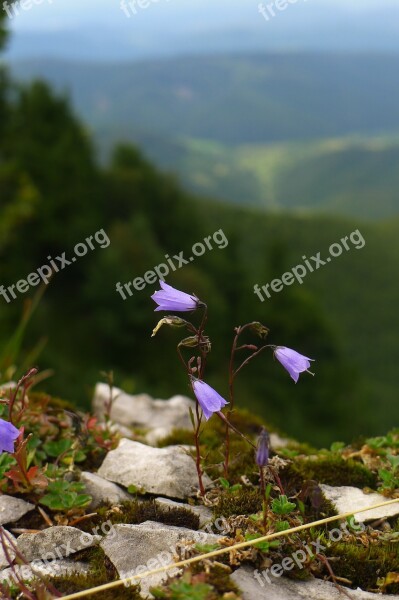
left=59, top=497, right=399, bottom=599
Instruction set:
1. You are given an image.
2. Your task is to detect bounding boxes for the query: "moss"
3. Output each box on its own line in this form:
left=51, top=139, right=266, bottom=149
left=326, top=541, right=399, bottom=593
left=150, top=564, right=240, bottom=599
left=48, top=548, right=142, bottom=599
left=78, top=499, right=199, bottom=533
left=213, top=488, right=262, bottom=519
left=283, top=455, right=377, bottom=489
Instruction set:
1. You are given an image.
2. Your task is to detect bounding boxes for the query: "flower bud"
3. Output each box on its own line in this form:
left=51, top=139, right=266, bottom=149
left=256, top=428, right=270, bottom=467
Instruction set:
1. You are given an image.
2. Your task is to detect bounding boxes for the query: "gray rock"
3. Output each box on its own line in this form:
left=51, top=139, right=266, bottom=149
left=0, top=495, right=35, bottom=525
left=81, top=471, right=133, bottom=508
left=101, top=520, right=221, bottom=597
left=93, top=383, right=194, bottom=442
left=154, top=498, right=213, bottom=529
left=98, top=438, right=212, bottom=499
left=270, top=433, right=290, bottom=450
left=0, top=531, right=17, bottom=569
left=17, top=526, right=100, bottom=562
left=0, top=560, right=89, bottom=585
left=231, top=565, right=399, bottom=599
left=320, top=484, right=399, bottom=523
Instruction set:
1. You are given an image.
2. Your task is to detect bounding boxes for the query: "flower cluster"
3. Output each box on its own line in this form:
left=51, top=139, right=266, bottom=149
left=152, top=281, right=314, bottom=420
left=151, top=280, right=315, bottom=494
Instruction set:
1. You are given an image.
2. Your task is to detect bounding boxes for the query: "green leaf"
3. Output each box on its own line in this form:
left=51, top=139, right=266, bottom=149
left=330, top=441, right=345, bottom=452
left=219, top=477, right=230, bottom=489
left=387, top=454, right=399, bottom=470
left=271, top=495, right=296, bottom=515
left=43, top=439, right=73, bottom=457
left=74, top=494, right=92, bottom=507
left=229, top=484, right=242, bottom=492
left=195, top=543, right=219, bottom=553
left=169, top=581, right=213, bottom=600
left=275, top=520, right=290, bottom=531
left=245, top=533, right=279, bottom=552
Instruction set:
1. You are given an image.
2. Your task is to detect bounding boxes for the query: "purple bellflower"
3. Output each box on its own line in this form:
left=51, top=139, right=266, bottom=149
left=256, top=428, right=270, bottom=467
left=274, top=346, right=315, bottom=383
left=151, top=281, right=200, bottom=312
left=0, top=419, right=19, bottom=454
left=191, top=379, right=229, bottom=421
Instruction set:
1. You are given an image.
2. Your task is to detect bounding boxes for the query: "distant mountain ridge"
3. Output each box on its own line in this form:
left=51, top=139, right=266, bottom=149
left=9, top=53, right=399, bottom=219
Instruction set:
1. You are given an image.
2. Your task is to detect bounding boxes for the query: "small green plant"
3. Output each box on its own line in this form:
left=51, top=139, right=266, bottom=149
left=219, top=477, right=242, bottom=493
left=378, top=454, right=399, bottom=492
left=39, top=480, right=92, bottom=511
left=244, top=532, right=280, bottom=552
left=271, top=495, right=296, bottom=515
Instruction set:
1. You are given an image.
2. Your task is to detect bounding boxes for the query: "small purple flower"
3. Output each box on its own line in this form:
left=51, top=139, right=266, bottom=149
left=256, top=428, right=270, bottom=467
left=151, top=281, right=200, bottom=312
left=0, top=419, right=19, bottom=454
left=274, top=346, right=315, bottom=383
left=191, top=379, right=229, bottom=421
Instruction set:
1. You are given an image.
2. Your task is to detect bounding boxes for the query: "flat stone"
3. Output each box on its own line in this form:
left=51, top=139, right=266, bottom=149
left=80, top=471, right=133, bottom=508
left=0, top=495, right=35, bottom=525
left=154, top=498, right=213, bottom=529
left=101, top=520, right=221, bottom=597
left=0, top=531, right=17, bottom=569
left=270, top=433, right=290, bottom=450
left=320, top=484, right=399, bottom=523
left=231, top=565, right=399, bottom=599
left=93, top=383, right=194, bottom=441
left=17, top=526, right=100, bottom=562
left=0, top=560, right=89, bottom=585
left=98, top=438, right=212, bottom=500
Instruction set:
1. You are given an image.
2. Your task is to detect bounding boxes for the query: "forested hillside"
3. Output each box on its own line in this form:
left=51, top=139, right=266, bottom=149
left=1, top=79, right=398, bottom=445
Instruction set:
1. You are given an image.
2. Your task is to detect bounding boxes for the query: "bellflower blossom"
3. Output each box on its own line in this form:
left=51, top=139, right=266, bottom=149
left=191, top=379, right=229, bottom=421
left=274, top=346, right=314, bottom=383
left=151, top=281, right=200, bottom=312
left=0, top=419, right=19, bottom=454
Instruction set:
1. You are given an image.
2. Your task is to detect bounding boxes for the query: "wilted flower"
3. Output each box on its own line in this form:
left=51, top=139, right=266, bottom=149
left=151, top=281, right=200, bottom=312
left=151, top=315, right=188, bottom=337
left=191, top=379, right=229, bottom=421
left=256, top=428, right=270, bottom=467
left=274, top=346, right=314, bottom=383
left=0, top=419, right=19, bottom=454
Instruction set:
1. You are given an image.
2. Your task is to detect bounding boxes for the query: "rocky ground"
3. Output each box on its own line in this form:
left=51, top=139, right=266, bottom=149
left=0, top=382, right=398, bottom=599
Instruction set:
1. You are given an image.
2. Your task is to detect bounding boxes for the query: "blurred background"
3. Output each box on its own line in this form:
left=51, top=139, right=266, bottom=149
left=0, top=0, right=398, bottom=446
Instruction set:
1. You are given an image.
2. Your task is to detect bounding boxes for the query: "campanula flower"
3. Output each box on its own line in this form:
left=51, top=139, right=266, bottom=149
left=274, top=346, right=314, bottom=383
left=191, top=379, right=229, bottom=421
left=0, top=419, right=19, bottom=454
left=151, top=281, right=200, bottom=312
left=256, top=428, right=270, bottom=467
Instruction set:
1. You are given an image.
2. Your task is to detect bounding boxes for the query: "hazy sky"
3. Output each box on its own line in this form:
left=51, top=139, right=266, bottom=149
left=5, top=0, right=399, bottom=60
left=8, top=0, right=398, bottom=31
